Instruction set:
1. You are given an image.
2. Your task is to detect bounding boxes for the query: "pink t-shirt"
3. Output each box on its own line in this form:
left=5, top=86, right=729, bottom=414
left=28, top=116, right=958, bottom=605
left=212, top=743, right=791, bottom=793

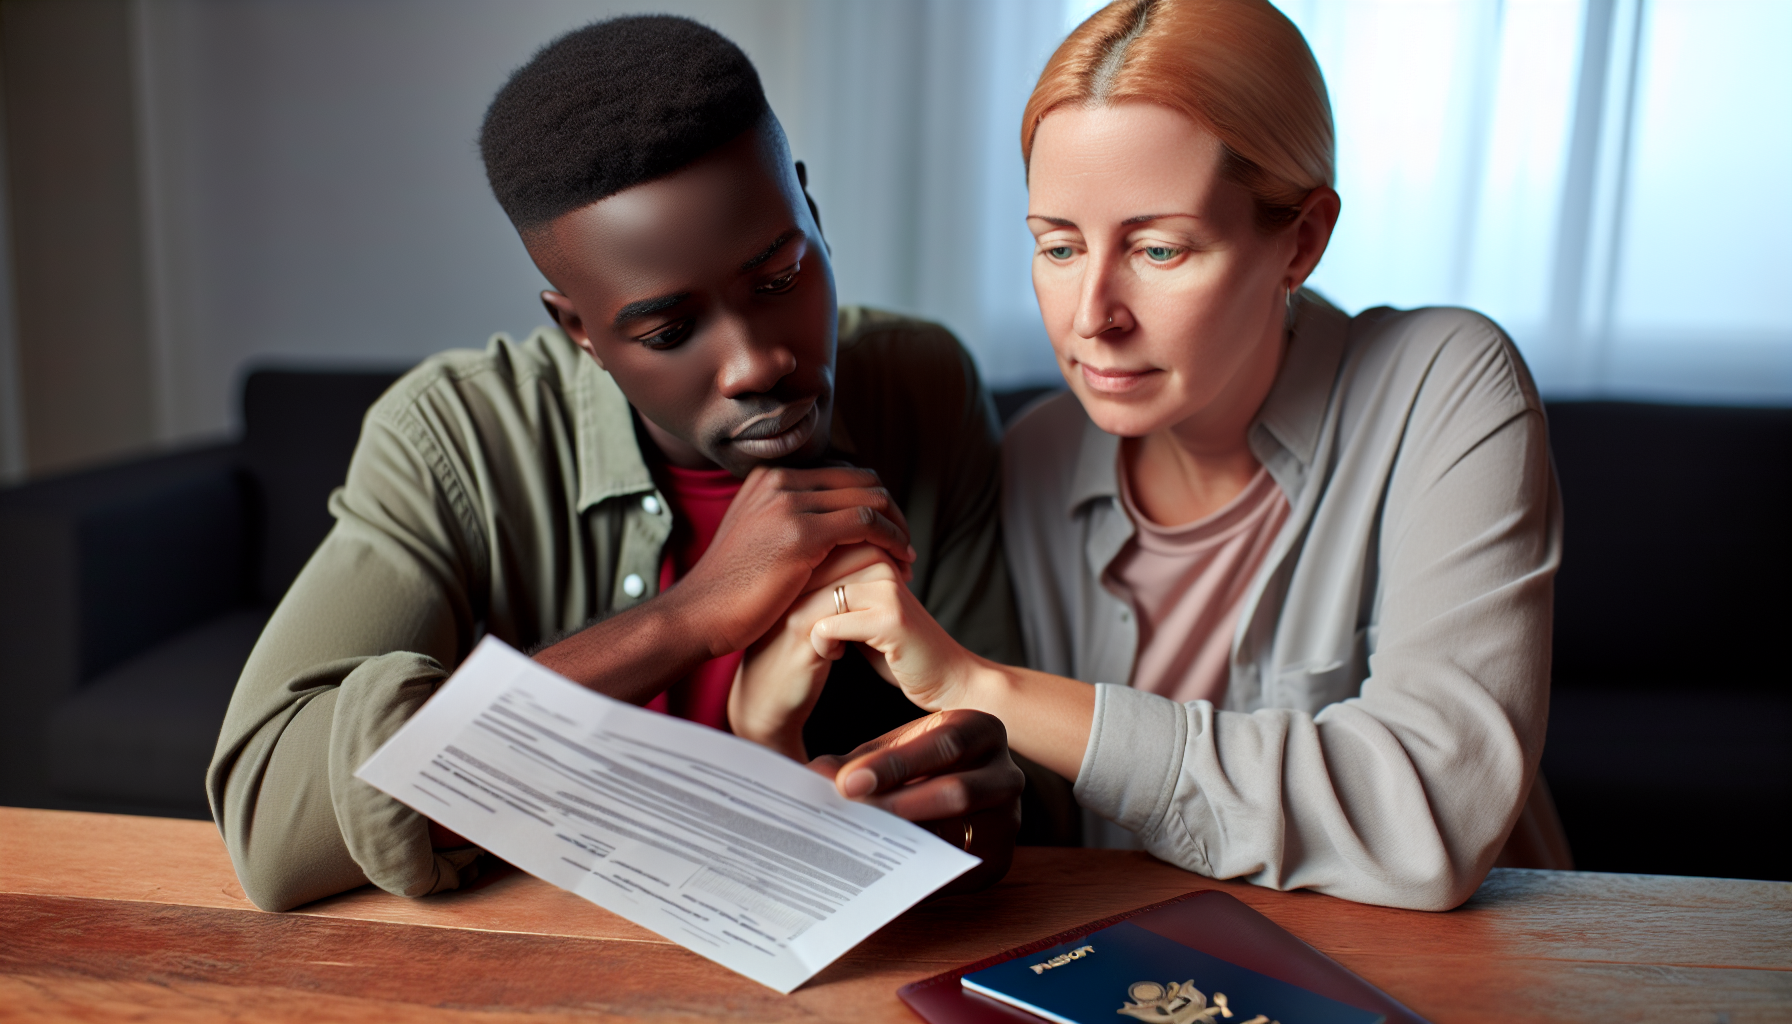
left=1106, top=461, right=1291, bottom=705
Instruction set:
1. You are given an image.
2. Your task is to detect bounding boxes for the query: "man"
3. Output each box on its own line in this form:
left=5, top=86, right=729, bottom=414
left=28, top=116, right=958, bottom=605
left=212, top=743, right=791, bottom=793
left=208, top=15, right=1071, bottom=913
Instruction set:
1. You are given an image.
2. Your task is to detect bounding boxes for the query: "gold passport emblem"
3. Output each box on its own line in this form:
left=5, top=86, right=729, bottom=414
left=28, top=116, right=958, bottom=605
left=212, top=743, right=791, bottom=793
left=1117, top=980, right=1275, bottom=1024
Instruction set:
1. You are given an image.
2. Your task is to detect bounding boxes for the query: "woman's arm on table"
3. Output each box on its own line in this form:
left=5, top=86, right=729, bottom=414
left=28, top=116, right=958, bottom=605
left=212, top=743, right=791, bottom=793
left=815, top=390, right=1559, bottom=910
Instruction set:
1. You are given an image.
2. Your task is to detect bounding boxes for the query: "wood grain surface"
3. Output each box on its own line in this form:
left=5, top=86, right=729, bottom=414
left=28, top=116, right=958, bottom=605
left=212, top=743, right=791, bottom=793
left=2, top=807, right=1788, bottom=1022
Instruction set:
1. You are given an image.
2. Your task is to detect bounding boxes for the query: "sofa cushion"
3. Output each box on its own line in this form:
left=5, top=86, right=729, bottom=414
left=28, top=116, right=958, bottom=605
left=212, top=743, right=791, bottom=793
left=1542, top=401, right=1792, bottom=880
left=0, top=444, right=250, bottom=809
left=1542, top=689, right=1792, bottom=881
left=1546, top=401, right=1792, bottom=692
left=1544, top=690, right=1792, bottom=797
left=45, top=609, right=269, bottom=812
left=243, top=368, right=406, bottom=605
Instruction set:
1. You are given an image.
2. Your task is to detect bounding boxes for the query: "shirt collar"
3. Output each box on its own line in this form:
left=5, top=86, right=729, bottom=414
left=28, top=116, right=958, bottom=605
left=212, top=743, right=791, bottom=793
left=572, top=336, right=657, bottom=512
left=1065, top=411, right=1123, bottom=514
left=1063, top=289, right=1352, bottom=515
left=1253, top=290, right=1351, bottom=469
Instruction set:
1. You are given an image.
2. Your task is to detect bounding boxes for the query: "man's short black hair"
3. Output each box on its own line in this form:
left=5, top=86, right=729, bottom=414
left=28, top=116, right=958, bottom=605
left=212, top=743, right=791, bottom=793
left=479, top=15, right=770, bottom=231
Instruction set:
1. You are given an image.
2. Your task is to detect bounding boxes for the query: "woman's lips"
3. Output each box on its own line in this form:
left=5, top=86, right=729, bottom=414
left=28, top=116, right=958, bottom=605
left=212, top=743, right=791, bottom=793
left=730, top=399, right=820, bottom=459
left=1078, top=362, right=1161, bottom=395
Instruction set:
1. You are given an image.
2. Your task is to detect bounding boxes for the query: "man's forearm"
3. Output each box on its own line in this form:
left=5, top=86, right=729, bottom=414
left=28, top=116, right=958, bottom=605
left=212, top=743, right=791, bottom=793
left=533, top=592, right=714, bottom=703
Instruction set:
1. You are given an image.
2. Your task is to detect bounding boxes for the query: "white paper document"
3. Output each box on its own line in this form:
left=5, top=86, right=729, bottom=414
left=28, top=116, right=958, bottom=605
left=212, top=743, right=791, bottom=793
left=355, top=637, right=979, bottom=993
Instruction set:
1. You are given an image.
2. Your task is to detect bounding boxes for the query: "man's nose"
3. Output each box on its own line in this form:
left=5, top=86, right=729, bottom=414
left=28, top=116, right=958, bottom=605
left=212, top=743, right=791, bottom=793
left=715, top=320, right=797, bottom=399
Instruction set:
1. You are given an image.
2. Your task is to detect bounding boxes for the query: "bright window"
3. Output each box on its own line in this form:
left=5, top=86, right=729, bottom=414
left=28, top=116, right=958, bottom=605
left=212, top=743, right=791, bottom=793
left=1269, top=0, right=1792, bottom=402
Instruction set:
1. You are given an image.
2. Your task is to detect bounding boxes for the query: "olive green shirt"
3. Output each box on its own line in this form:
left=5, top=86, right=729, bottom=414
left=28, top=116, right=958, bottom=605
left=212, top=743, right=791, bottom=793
left=208, top=307, right=1027, bottom=911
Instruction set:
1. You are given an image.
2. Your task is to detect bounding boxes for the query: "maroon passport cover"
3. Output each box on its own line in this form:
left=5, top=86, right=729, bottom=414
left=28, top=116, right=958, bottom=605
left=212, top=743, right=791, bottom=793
left=897, top=889, right=1431, bottom=1024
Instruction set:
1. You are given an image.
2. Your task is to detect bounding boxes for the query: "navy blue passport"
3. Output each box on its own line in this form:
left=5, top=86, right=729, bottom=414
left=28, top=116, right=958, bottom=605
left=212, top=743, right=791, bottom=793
left=960, top=920, right=1385, bottom=1024
left=899, top=890, right=1427, bottom=1024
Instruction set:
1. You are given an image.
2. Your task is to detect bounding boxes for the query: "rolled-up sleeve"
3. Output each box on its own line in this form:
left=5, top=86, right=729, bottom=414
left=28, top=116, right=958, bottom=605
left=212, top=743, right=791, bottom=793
left=207, top=407, right=486, bottom=911
left=1076, top=342, right=1560, bottom=911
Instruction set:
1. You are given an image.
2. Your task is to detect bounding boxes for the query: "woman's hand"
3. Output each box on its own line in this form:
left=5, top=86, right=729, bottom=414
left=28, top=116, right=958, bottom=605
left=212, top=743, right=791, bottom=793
left=727, top=544, right=898, bottom=760
left=808, top=572, right=987, bottom=713
left=811, top=573, right=1099, bottom=780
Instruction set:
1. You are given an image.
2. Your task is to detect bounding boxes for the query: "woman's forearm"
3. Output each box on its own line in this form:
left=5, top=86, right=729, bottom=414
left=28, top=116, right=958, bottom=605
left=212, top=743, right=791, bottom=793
left=950, top=661, right=1096, bottom=780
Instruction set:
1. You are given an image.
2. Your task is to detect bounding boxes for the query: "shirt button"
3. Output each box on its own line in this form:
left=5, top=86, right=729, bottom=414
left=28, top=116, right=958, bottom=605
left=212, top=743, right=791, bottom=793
left=641, top=495, right=661, bottom=515
left=622, top=573, right=646, bottom=598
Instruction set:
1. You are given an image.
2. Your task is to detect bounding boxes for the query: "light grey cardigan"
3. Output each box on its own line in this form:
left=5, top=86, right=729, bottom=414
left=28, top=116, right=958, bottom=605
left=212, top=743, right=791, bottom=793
left=1002, top=292, right=1563, bottom=911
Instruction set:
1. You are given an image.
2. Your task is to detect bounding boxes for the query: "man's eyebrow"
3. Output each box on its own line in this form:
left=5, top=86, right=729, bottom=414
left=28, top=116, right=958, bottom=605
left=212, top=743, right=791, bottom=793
left=1027, top=215, right=1075, bottom=227
left=739, top=229, right=801, bottom=271
left=612, top=292, right=691, bottom=328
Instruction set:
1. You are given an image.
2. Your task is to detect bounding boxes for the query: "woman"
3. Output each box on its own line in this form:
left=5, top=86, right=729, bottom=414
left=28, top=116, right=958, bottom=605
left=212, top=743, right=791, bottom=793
left=734, top=0, right=1568, bottom=911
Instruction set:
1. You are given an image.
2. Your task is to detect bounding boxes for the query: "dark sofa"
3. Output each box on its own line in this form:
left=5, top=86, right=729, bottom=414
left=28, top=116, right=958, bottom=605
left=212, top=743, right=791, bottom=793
left=0, top=369, right=403, bottom=818
left=2, top=376, right=1786, bottom=881
left=1541, top=402, right=1791, bottom=882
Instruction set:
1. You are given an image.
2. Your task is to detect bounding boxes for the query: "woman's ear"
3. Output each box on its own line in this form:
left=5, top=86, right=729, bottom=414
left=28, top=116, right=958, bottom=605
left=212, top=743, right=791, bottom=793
left=541, top=290, right=603, bottom=368
left=1285, top=186, right=1341, bottom=291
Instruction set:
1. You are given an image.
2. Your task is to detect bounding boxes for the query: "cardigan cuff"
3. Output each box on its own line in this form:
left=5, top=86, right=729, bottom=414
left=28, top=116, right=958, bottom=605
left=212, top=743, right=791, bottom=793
left=1073, top=683, right=1191, bottom=837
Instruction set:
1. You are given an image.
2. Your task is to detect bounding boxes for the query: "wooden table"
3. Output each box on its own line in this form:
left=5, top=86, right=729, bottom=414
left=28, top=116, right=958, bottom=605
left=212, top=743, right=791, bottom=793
left=1, top=808, right=1787, bottom=1022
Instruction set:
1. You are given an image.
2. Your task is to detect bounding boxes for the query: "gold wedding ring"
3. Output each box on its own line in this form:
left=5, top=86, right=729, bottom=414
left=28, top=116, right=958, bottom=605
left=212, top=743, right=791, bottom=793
left=963, top=822, right=973, bottom=851
left=832, top=585, right=848, bottom=615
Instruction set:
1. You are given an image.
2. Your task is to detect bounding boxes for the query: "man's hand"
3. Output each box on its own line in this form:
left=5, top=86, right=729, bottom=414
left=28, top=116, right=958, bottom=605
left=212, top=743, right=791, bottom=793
left=680, top=465, right=914, bottom=658
left=535, top=465, right=910, bottom=701
left=809, top=709, right=1023, bottom=896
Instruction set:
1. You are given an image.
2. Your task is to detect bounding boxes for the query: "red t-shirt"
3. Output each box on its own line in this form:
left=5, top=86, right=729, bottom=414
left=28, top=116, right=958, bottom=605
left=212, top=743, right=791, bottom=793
left=644, top=464, right=746, bottom=730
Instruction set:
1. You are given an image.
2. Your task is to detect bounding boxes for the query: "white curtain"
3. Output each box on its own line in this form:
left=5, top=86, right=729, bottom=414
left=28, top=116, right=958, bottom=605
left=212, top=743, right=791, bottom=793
left=781, top=0, right=1069, bottom=389
left=1277, top=0, right=1791, bottom=402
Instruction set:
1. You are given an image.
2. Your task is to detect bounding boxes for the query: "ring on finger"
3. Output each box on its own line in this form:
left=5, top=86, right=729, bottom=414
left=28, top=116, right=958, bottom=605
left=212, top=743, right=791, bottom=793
left=833, top=585, right=849, bottom=616
left=962, top=821, right=973, bottom=851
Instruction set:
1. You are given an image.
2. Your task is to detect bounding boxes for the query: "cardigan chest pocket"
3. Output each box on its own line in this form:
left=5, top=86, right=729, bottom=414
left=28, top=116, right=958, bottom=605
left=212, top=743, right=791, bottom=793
left=1273, top=626, right=1373, bottom=713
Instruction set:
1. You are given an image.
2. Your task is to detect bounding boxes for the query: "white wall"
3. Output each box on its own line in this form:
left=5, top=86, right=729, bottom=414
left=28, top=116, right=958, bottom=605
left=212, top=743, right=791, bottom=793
left=132, top=0, right=1067, bottom=448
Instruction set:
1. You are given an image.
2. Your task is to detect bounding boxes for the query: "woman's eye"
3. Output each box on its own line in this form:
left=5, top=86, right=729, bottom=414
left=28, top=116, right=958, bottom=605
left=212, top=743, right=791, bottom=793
left=1143, top=246, right=1181, bottom=262
left=641, top=322, right=692, bottom=350
left=755, top=262, right=801, bottom=294
left=1046, top=246, right=1075, bottom=260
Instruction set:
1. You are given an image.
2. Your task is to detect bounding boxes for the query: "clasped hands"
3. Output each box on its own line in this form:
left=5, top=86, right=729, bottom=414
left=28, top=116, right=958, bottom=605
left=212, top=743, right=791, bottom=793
left=727, top=542, right=986, bottom=759
left=678, top=464, right=1018, bottom=890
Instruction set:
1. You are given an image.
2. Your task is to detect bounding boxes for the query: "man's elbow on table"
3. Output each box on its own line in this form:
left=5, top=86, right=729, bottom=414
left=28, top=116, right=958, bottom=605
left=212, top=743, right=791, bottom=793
left=227, top=806, right=483, bottom=913
left=233, top=855, right=356, bottom=914
left=215, top=731, right=477, bottom=912
left=220, top=803, right=372, bottom=913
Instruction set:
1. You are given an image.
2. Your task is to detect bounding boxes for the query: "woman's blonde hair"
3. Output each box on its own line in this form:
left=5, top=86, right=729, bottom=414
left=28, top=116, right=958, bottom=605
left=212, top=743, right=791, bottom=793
left=1022, top=0, right=1334, bottom=231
